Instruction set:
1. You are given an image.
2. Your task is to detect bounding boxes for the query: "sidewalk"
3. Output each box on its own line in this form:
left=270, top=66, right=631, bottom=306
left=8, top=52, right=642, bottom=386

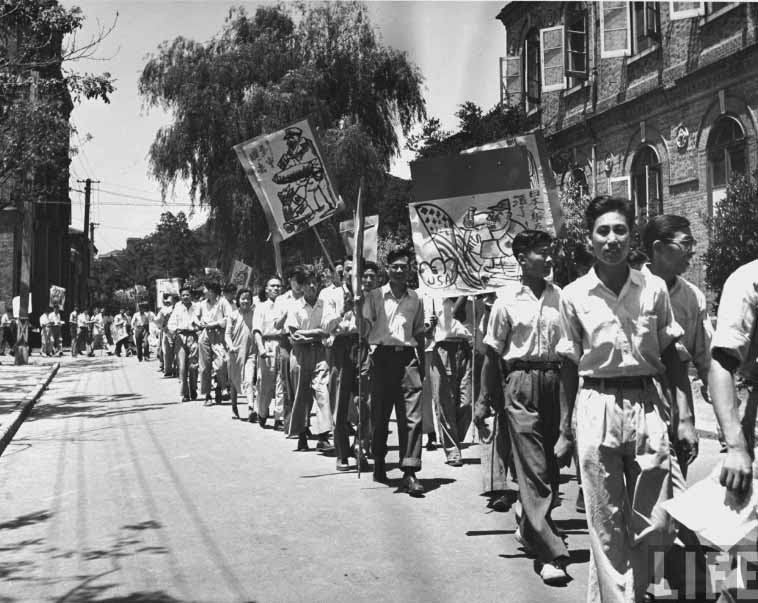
left=0, top=355, right=60, bottom=456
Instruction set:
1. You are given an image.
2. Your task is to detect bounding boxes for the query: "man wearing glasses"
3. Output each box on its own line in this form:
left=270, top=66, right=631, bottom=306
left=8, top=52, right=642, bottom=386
left=640, top=215, right=709, bottom=477
left=362, top=248, right=426, bottom=496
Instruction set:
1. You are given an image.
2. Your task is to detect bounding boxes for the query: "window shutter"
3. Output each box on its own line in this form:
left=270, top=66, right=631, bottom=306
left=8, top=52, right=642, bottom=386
left=609, top=176, right=632, bottom=198
left=541, top=26, right=566, bottom=92
left=503, top=54, right=522, bottom=104
left=600, top=0, right=631, bottom=58
left=565, top=13, right=588, bottom=79
left=645, top=2, right=661, bottom=39
left=669, top=1, right=705, bottom=19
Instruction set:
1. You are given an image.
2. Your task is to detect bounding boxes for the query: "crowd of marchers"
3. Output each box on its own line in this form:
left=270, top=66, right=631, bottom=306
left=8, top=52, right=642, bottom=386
left=3, top=194, right=758, bottom=601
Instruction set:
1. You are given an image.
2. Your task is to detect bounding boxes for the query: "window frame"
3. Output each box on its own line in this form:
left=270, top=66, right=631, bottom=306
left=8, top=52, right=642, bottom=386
left=600, top=0, right=632, bottom=58
left=631, top=1, right=661, bottom=55
left=609, top=175, right=632, bottom=199
left=669, top=1, right=705, bottom=20
left=564, top=4, right=589, bottom=80
left=540, top=25, right=566, bottom=93
left=707, top=116, right=747, bottom=210
left=524, top=28, right=541, bottom=108
left=631, top=145, right=664, bottom=223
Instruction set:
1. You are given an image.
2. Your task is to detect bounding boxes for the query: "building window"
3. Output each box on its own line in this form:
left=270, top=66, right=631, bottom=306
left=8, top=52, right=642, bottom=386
left=632, top=1, right=660, bottom=54
left=708, top=115, right=746, bottom=209
left=565, top=3, right=588, bottom=84
left=524, top=28, right=541, bottom=107
left=631, top=145, right=663, bottom=224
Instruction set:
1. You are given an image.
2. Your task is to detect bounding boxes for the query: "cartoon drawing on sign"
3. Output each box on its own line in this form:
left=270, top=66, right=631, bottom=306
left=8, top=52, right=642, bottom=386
left=462, top=197, right=526, bottom=280
left=414, top=198, right=526, bottom=291
left=272, top=127, right=336, bottom=233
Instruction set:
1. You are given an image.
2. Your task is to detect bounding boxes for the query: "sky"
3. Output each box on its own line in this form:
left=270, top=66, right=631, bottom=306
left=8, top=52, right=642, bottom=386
left=62, top=0, right=505, bottom=253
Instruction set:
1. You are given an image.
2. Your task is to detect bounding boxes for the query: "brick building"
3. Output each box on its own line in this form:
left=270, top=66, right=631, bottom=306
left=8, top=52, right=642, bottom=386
left=497, top=1, right=758, bottom=290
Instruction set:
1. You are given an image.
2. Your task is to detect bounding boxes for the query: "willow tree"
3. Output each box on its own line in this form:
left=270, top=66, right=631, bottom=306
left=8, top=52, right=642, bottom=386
left=139, top=2, right=426, bottom=275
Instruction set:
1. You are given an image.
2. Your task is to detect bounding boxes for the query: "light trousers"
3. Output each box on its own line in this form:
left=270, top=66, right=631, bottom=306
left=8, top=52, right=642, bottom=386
left=286, top=343, right=331, bottom=437
left=257, top=339, right=284, bottom=421
left=576, top=379, right=675, bottom=603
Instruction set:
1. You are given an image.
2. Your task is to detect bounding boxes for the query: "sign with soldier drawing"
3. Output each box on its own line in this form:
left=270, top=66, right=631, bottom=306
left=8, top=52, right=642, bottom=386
left=228, top=260, right=253, bottom=290
left=410, top=146, right=556, bottom=297
left=234, top=118, right=341, bottom=241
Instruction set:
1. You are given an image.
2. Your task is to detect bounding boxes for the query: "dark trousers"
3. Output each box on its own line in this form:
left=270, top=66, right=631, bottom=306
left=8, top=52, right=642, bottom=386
left=135, top=326, right=149, bottom=361
left=505, top=367, right=567, bottom=562
left=0, top=326, right=13, bottom=354
left=332, top=334, right=365, bottom=461
left=75, top=327, right=91, bottom=356
left=371, top=346, right=423, bottom=470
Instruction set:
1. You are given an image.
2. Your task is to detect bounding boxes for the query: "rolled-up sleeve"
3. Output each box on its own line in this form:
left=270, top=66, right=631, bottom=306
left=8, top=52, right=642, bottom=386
left=557, top=291, right=583, bottom=364
left=712, top=267, right=758, bottom=365
left=482, top=298, right=510, bottom=355
left=654, top=285, right=683, bottom=352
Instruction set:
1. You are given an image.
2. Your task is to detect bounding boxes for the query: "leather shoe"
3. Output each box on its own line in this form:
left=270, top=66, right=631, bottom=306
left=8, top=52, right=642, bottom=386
left=296, top=434, right=309, bottom=451
left=316, top=439, right=335, bottom=454
left=400, top=473, right=425, bottom=497
left=446, top=456, right=463, bottom=467
left=373, top=460, right=388, bottom=483
left=258, top=415, right=267, bottom=428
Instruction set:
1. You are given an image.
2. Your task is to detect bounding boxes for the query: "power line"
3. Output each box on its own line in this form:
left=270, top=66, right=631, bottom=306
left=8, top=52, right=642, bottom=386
left=98, top=180, right=165, bottom=196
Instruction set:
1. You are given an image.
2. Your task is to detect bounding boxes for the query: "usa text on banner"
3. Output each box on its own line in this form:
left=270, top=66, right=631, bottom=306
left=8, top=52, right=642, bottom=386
left=462, top=132, right=563, bottom=234
left=339, top=214, right=378, bottom=263
left=155, top=278, right=182, bottom=311
left=410, top=146, right=548, bottom=297
left=233, top=118, right=341, bottom=241
left=228, top=260, right=254, bottom=290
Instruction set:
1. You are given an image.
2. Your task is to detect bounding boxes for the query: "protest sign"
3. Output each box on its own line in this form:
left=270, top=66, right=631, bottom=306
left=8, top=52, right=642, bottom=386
left=339, top=214, right=378, bottom=262
left=155, top=278, right=182, bottom=311
left=234, top=118, right=341, bottom=241
left=409, top=146, right=549, bottom=297
left=228, top=260, right=253, bottom=290
left=49, top=285, right=66, bottom=309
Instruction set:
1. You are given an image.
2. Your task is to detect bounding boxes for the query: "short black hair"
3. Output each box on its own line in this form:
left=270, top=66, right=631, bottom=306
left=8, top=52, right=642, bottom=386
left=222, top=283, right=237, bottom=294
left=385, top=246, right=412, bottom=266
left=585, top=195, right=635, bottom=231
left=235, top=288, right=253, bottom=304
left=204, top=281, right=222, bottom=295
left=266, top=275, right=282, bottom=287
left=641, top=214, right=691, bottom=257
left=362, top=260, right=379, bottom=273
left=573, top=244, right=594, bottom=268
left=287, top=265, right=306, bottom=284
left=179, top=285, right=192, bottom=296
left=301, top=267, right=317, bottom=283
left=512, top=229, right=553, bottom=259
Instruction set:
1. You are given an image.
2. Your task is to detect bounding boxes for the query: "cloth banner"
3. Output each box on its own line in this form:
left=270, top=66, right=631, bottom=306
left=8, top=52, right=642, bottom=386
left=409, top=146, right=551, bottom=297
left=233, top=118, right=341, bottom=241
left=339, top=214, right=378, bottom=263
left=12, top=294, right=32, bottom=317
left=228, top=260, right=253, bottom=290
left=155, top=278, right=182, bottom=311
left=461, top=131, right=563, bottom=234
left=49, top=285, right=65, bottom=309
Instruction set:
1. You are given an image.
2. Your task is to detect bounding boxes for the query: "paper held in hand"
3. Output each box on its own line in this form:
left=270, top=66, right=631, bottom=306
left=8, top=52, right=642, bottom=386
left=661, top=463, right=758, bottom=552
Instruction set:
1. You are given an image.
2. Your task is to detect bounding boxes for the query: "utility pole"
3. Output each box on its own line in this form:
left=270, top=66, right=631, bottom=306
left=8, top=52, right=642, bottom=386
left=77, top=178, right=99, bottom=307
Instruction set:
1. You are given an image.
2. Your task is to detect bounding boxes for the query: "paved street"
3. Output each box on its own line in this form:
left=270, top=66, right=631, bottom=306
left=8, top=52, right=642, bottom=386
left=0, top=355, right=725, bottom=603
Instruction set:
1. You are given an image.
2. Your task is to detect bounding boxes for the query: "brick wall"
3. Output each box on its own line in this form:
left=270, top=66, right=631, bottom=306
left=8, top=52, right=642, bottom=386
left=498, top=1, right=758, bottom=293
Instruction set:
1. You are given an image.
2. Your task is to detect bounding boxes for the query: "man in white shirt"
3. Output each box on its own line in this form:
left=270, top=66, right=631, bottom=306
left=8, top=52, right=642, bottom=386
left=253, top=276, right=284, bottom=428
left=76, top=308, right=92, bottom=357
left=156, top=294, right=176, bottom=376
left=0, top=307, right=13, bottom=355
left=285, top=268, right=333, bottom=452
left=39, top=308, right=51, bottom=356
left=168, top=286, right=200, bottom=402
left=48, top=304, right=63, bottom=356
left=131, top=303, right=151, bottom=362
left=196, top=282, right=230, bottom=404
left=68, top=306, right=78, bottom=355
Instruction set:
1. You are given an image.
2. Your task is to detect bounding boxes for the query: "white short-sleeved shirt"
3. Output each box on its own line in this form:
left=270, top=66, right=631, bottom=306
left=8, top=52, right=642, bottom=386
left=557, top=267, right=683, bottom=377
left=484, top=281, right=562, bottom=362
left=253, top=298, right=281, bottom=336
left=711, top=259, right=758, bottom=380
left=421, top=295, right=472, bottom=351
left=640, top=264, right=712, bottom=382
left=285, top=297, right=326, bottom=332
left=363, top=284, right=424, bottom=348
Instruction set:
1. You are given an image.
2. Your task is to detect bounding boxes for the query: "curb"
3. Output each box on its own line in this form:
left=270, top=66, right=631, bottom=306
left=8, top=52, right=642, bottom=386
left=0, top=362, right=60, bottom=457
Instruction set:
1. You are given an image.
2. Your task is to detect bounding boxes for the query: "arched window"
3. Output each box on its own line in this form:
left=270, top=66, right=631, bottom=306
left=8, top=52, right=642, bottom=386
left=708, top=115, right=746, bottom=209
left=631, top=145, right=662, bottom=224
left=524, top=28, right=541, bottom=108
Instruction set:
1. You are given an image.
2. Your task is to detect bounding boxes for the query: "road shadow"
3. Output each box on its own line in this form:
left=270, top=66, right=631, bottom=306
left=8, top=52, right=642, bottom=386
left=465, top=529, right=515, bottom=537
left=565, top=548, right=590, bottom=567
left=0, top=510, right=52, bottom=531
left=27, top=394, right=175, bottom=422
left=553, top=518, right=588, bottom=536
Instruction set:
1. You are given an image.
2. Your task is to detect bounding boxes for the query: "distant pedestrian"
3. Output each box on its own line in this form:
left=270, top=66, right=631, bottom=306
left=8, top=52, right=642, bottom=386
left=253, top=276, right=284, bottom=427
left=225, top=288, right=256, bottom=421
left=168, top=286, right=199, bottom=402
left=196, top=282, right=230, bottom=405
left=0, top=306, right=13, bottom=355
left=131, top=303, right=151, bottom=362
left=113, top=309, right=129, bottom=357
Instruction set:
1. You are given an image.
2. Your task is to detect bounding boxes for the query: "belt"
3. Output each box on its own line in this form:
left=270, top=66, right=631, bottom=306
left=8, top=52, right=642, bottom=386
left=375, top=345, right=414, bottom=353
left=293, top=341, right=322, bottom=347
left=509, top=360, right=560, bottom=371
left=262, top=334, right=284, bottom=341
left=583, top=376, right=652, bottom=390
left=435, top=339, right=469, bottom=349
